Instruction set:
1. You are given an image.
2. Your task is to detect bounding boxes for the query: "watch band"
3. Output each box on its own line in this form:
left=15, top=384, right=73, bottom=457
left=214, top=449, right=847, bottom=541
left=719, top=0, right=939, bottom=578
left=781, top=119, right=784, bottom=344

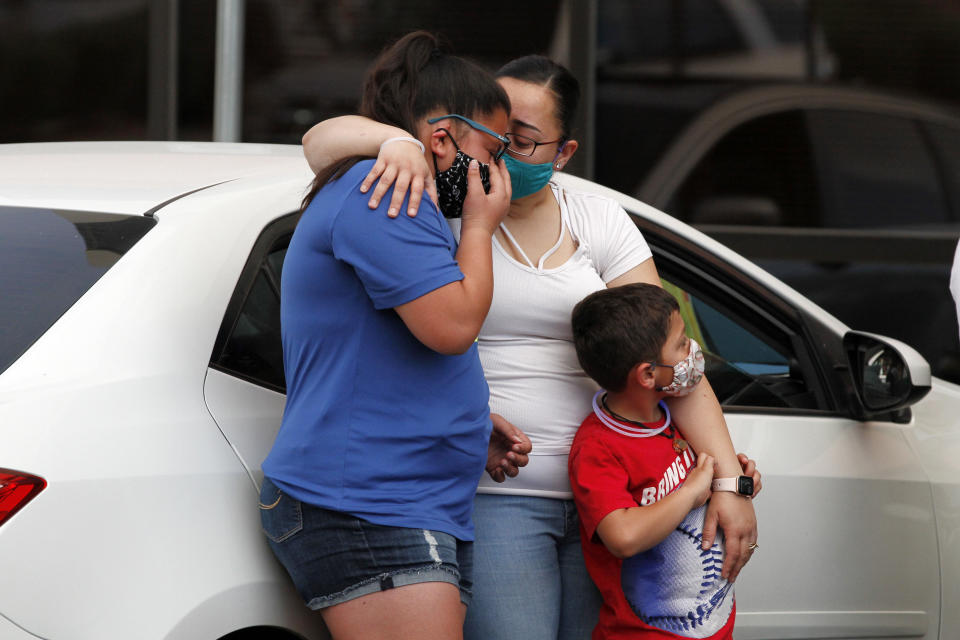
left=711, top=475, right=754, bottom=496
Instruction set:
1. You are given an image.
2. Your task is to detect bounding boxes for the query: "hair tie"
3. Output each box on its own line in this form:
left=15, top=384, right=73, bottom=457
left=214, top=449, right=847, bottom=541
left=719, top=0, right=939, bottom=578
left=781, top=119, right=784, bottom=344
left=381, top=136, right=425, bottom=154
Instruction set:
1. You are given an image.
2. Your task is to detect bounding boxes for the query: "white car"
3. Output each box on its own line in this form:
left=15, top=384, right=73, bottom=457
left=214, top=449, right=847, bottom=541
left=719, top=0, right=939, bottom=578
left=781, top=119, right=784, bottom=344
left=1, top=142, right=958, bottom=640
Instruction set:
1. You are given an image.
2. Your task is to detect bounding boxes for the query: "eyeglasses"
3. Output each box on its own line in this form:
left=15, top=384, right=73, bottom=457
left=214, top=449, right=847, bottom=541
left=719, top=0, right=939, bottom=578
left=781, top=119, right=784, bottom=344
left=427, top=114, right=511, bottom=161
left=504, top=132, right=565, bottom=158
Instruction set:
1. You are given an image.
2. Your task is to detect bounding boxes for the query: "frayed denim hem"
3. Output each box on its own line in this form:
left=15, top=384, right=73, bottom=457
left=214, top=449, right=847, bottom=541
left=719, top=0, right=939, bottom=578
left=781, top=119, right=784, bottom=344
left=306, top=564, right=470, bottom=610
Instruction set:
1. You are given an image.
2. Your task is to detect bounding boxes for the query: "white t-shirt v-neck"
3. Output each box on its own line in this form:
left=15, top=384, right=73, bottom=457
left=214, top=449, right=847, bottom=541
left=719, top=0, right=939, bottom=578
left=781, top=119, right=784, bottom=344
left=449, top=181, right=653, bottom=497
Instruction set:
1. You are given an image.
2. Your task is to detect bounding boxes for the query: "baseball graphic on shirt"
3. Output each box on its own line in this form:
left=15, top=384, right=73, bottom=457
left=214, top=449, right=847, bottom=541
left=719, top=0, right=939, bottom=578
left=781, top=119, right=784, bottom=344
left=620, top=503, right=733, bottom=638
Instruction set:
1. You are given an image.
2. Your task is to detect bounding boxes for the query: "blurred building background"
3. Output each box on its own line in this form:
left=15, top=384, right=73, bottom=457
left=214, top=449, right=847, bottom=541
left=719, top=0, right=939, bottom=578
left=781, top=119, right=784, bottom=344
left=4, top=0, right=960, bottom=379
left=4, top=0, right=960, bottom=170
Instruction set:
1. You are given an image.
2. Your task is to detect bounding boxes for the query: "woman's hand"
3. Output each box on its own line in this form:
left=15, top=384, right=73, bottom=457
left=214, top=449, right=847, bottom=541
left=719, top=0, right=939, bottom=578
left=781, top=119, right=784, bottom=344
left=360, top=139, right=437, bottom=218
left=460, top=158, right=512, bottom=236
left=700, top=451, right=763, bottom=583
left=737, top=452, right=762, bottom=498
left=486, top=413, right=532, bottom=482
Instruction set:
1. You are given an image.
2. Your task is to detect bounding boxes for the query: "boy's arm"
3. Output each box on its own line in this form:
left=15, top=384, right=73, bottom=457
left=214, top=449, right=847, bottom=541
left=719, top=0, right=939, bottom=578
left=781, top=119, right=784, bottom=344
left=595, top=453, right=715, bottom=558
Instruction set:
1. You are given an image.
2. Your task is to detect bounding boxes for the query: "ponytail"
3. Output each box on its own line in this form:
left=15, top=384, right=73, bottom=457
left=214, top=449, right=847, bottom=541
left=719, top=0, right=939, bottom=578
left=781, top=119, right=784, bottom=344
left=302, top=31, right=510, bottom=211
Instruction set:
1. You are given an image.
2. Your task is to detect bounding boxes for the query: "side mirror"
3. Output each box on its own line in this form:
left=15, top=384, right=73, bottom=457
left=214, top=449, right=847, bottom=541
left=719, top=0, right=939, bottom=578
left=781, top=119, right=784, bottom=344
left=843, top=331, right=931, bottom=419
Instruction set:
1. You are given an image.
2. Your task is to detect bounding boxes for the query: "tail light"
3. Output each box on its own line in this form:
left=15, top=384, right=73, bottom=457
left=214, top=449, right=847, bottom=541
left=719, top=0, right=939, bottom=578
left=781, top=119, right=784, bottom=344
left=0, top=469, right=46, bottom=528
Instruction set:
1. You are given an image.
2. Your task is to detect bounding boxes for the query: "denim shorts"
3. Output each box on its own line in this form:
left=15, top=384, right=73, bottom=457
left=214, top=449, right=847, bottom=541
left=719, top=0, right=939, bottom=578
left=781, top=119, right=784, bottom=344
left=258, top=477, right=473, bottom=609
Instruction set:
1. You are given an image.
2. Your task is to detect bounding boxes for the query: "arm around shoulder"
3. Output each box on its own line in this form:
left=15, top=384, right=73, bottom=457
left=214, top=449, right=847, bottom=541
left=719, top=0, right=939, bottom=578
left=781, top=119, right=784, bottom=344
left=302, top=115, right=411, bottom=173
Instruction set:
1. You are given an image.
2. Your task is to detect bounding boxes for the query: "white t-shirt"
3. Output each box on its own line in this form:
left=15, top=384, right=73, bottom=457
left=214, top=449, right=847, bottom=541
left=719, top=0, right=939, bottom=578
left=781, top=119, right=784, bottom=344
left=451, top=181, right=653, bottom=498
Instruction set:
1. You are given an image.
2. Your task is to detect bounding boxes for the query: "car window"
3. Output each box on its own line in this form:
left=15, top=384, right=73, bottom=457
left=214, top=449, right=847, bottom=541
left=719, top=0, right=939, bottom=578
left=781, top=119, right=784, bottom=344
left=215, top=263, right=285, bottom=390
left=599, top=0, right=743, bottom=61
left=806, top=110, right=949, bottom=228
left=754, top=0, right=806, bottom=43
left=212, top=214, right=299, bottom=392
left=0, top=206, right=155, bottom=375
left=654, top=268, right=821, bottom=411
left=668, top=110, right=819, bottom=227
left=599, top=0, right=672, bottom=61
left=924, top=122, right=960, bottom=222
left=683, top=0, right=744, bottom=56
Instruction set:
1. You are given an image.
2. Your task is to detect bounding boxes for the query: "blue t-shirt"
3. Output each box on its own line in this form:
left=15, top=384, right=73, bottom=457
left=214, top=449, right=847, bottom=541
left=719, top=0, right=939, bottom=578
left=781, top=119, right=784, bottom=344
left=263, top=159, right=491, bottom=541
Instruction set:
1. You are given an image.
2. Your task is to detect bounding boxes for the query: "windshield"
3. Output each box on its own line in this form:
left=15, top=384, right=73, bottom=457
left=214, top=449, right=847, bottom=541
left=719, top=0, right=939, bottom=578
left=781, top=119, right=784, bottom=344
left=0, top=207, right=155, bottom=374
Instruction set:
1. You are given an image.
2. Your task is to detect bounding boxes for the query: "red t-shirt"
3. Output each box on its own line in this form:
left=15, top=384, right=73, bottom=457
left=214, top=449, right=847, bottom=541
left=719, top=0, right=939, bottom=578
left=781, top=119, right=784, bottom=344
left=568, top=401, right=735, bottom=640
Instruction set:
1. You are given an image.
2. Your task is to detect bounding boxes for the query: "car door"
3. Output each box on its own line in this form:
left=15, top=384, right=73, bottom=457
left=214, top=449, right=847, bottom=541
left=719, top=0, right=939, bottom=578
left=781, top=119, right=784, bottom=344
left=640, top=219, right=941, bottom=640
left=204, top=212, right=300, bottom=489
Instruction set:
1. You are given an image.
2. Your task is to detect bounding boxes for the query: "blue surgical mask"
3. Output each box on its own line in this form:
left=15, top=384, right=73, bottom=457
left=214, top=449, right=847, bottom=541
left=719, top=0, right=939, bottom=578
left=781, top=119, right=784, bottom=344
left=503, top=153, right=555, bottom=199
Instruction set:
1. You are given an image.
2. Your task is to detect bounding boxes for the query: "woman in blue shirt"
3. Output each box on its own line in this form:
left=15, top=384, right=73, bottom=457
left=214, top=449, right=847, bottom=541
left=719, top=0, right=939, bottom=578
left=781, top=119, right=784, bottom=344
left=260, top=31, right=528, bottom=640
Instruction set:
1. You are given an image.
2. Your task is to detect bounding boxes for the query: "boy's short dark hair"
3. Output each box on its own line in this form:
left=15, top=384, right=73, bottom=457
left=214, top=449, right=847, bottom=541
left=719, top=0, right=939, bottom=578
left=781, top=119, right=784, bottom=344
left=571, top=283, right=680, bottom=392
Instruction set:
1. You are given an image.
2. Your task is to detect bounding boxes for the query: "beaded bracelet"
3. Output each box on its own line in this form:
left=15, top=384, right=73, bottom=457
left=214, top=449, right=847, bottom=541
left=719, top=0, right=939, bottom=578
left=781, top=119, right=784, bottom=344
left=380, top=136, right=425, bottom=154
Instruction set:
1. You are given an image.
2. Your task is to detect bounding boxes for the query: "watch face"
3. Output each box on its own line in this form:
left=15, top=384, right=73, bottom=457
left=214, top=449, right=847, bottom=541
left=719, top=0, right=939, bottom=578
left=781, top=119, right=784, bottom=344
left=737, top=476, right=754, bottom=496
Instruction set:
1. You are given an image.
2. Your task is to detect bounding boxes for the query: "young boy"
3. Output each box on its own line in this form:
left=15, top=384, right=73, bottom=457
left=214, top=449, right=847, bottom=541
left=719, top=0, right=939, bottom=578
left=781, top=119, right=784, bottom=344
left=569, top=283, right=748, bottom=639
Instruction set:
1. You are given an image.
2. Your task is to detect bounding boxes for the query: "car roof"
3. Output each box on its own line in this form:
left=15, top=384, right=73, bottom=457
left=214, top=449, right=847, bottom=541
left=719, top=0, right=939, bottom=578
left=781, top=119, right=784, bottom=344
left=0, top=141, right=308, bottom=215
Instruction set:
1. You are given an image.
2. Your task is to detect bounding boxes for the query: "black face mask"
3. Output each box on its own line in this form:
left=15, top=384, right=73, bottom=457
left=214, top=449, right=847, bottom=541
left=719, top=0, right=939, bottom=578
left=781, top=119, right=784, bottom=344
left=432, top=130, right=492, bottom=218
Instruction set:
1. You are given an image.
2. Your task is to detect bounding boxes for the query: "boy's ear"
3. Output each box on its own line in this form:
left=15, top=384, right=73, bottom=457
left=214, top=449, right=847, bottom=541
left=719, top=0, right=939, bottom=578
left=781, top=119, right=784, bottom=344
left=632, top=362, right=658, bottom=390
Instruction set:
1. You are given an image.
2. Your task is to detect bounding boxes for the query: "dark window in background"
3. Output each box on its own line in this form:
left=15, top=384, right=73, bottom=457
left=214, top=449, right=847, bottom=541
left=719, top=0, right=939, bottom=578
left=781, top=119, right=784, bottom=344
left=0, top=0, right=150, bottom=142
left=667, top=108, right=956, bottom=231
left=4, top=0, right=960, bottom=145
left=806, top=110, right=948, bottom=228
left=594, top=82, right=736, bottom=195
left=682, top=0, right=743, bottom=57
left=0, top=0, right=217, bottom=143
left=668, top=111, right=819, bottom=227
left=817, top=0, right=960, bottom=107
left=597, top=0, right=809, bottom=78
left=926, top=123, right=960, bottom=220
left=755, top=0, right=806, bottom=42
left=239, top=0, right=561, bottom=144
left=598, top=0, right=673, bottom=62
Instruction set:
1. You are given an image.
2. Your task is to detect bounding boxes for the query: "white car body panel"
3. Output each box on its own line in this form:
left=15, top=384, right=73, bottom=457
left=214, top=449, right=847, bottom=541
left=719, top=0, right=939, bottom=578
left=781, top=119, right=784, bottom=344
left=724, top=412, right=938, bottom=639
left=204, top=367, right=286, bottom=490
left=1, top=143, right=956, bottom=639
left=0, top=141, right=306, bottom=214
left=0, top=146, right=324, bottom=639
left=0, top=613, right=41, bottom=639
left=908, top=377, right=960, bottom=640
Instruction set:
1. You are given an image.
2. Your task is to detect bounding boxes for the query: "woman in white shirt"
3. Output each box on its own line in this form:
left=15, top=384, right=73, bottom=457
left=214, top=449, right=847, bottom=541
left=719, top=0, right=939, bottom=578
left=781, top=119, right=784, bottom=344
left=302, top=55, right=759, bottom=640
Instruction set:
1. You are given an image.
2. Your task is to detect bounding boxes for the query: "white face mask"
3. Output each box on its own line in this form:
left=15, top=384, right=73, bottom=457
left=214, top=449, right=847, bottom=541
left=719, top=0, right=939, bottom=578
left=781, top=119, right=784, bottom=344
left=655, top=339, right=705, bottom=397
